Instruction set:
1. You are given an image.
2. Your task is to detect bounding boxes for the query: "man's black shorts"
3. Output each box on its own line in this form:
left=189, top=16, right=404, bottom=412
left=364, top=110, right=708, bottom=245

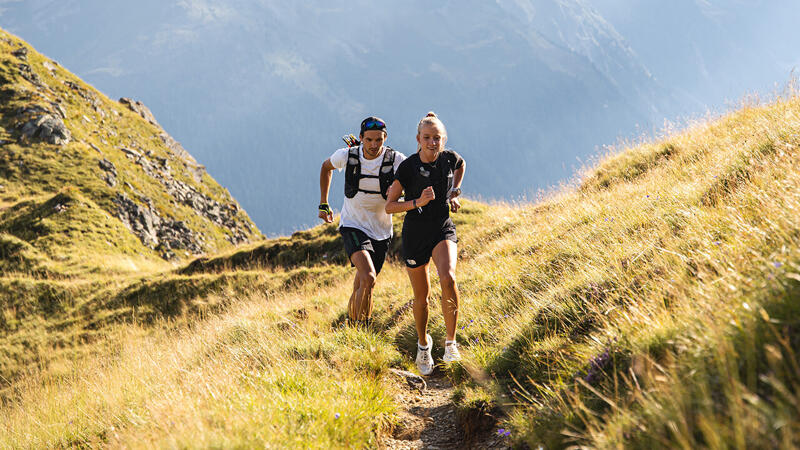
left=401, top=218, right=458, bottom=268
left=339, top=227, right=390, bottom=274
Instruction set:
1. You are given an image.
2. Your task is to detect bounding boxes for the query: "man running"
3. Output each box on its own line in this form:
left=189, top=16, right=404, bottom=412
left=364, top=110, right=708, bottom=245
left=318, top=116, right=406, bottom=325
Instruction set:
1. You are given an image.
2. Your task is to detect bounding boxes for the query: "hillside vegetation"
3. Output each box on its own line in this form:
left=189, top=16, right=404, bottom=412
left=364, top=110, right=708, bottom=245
left=2, top=28, right=800, bottom=449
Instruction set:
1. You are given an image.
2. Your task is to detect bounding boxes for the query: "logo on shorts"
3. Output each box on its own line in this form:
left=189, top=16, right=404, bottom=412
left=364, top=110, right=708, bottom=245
left=406, top=259, right=417, bottom=266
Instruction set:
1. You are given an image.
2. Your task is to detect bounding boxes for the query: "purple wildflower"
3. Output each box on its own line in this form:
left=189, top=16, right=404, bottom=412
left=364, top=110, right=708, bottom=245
left=335, top=413, right=341, bottom=419
left=774, top=261, right=783, bottom=268
left=497, top=428, right=506, bottom=435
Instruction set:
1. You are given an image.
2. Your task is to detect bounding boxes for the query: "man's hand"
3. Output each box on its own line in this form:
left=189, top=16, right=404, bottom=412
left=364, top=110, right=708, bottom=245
left=449, top=197, right=461, bottom=213
left=417, top=186, right=435, bottom=207
left=318, top=203, right=333, bottom=223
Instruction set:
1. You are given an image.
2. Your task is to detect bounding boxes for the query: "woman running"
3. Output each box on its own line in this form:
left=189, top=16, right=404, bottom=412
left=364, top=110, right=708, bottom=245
left=385, top=112, right=465, bottom=375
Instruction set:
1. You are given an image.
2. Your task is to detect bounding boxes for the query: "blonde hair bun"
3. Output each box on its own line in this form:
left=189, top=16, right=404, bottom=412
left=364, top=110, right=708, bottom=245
left=425, top=111, right=437, bottom=118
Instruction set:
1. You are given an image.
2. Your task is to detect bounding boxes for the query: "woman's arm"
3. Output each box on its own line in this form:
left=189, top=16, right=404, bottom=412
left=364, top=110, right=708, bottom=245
left=451, top=163, right=465, bottom=197
left=385, top=180, right=434, bottom=214
left=449, top=163, right=465, bottom=213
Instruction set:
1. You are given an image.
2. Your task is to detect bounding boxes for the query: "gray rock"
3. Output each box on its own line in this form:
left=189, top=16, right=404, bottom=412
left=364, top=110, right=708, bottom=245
left=19, top=114, right=71, bottom=145
left=120, top=147, right=142, bottom=159
left=12, top=46, right=28, bottom=60
left=64, top=80, right=101, bottom=109
left=113, top=192, right=204, bottom=259
left=119, top=97, right=160, bottom=127
left=98, top=158, right=118, bottom=187
left=17, top=63, right=43, bottom=87
left=158, top=132, right=197, bottom=164
left=42, top=61, right=57, bottom=73
left=50, top=102, right=67, bottom=119
left=389, top=368, right=427, bottom=393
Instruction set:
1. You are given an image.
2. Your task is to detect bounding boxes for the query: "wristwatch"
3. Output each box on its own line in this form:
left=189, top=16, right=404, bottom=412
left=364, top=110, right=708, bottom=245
left=450, top=187, right=461, bottom=198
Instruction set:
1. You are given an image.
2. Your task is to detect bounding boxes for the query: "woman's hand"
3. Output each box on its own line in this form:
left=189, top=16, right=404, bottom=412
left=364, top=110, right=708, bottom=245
left=449, top=197, right=461, bottom=213
left=417, top=186, right=435, bottom=206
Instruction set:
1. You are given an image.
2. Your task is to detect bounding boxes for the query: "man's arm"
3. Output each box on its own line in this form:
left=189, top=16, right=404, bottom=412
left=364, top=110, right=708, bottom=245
left=319, top=159, right=335, bottom=223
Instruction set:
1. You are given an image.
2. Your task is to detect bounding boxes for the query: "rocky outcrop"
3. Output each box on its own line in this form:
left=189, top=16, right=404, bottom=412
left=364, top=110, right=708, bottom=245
left=113, top=192, right=205, bottom=259
left=118, top=97, right=206, bottom=183
left=158, top=132, right=206, bottom=183
left=19, top=114, right=71, bottom=145
left=164, top=178, right=251, bottom=245
left=119, top=145, right=251, bottom=246
left=11, top=46, right=27, bottom=60
left=119, top=97, right=159, bottom=127
left=98, top=158, right=117, bottom=187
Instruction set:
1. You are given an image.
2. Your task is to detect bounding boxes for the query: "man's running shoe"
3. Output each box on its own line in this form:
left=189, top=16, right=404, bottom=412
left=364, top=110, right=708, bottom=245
left=416, top=334, right=434, bottom=376
left=443, top=341, right=462, bottom=363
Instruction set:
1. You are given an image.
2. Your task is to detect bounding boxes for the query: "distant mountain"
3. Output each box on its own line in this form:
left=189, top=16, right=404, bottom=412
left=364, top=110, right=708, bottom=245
left=591, top=0, right=800, bottom=109
left=1, top=1, right=797, bottom=234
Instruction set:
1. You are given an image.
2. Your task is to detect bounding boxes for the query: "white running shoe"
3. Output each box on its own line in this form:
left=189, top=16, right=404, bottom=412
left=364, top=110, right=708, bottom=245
left=443, top=341, right=462, bottom=363
left=415, top=334, right=434, bottom=376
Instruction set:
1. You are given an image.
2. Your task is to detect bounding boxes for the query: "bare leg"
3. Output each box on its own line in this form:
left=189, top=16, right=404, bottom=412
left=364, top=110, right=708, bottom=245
left=432, top=240, right=459, bottom=341
left=347, top=274, right=360, bottom=320
left=407, top=264, right=431, bottom=346
left=350, top=250, right=377, bottom=321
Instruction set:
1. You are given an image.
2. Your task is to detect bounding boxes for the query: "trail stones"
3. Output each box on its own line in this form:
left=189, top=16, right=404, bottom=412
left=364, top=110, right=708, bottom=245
left=389, top=368, right=427, bottom=393
left=19, top=114, right=71, bottom=145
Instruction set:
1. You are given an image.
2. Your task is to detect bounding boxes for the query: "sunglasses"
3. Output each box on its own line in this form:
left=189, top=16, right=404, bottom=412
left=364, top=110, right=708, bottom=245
left=363, top=119, right=386, bottom=130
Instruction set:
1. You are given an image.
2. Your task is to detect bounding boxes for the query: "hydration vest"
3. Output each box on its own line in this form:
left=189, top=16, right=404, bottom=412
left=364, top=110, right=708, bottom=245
left=344, top=145, right=397, bottom=199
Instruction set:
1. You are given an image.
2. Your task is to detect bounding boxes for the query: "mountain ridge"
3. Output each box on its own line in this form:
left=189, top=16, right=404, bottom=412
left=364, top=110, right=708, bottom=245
left=0, top=27, right=261, bottom=267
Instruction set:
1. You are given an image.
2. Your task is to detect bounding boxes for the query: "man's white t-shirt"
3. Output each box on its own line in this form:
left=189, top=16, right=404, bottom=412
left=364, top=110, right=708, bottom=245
left=329, top=145, right=406, bottom=241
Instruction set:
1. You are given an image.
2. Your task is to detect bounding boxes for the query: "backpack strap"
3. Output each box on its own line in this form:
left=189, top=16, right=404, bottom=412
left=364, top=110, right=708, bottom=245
left=343, top=145, right=361, bottom=198
left=345, top=146, right=396, bottom=198
left=378, top=147, right=396, bottom=199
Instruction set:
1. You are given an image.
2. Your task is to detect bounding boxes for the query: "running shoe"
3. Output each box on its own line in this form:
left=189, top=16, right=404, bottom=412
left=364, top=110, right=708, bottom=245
left=443, top=341, right=462, bottom=363
left=415, top=334, right=434, bottom=375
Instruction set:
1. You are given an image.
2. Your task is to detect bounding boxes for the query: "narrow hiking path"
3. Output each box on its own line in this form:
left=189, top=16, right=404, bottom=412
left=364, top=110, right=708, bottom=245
left=381, top=371, right=511, bottom=449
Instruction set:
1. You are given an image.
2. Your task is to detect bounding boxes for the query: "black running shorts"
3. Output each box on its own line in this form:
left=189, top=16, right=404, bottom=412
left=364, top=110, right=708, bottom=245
left=339, top=227, right=390, bottom=274
left=401, top=218, right=458, bottom=268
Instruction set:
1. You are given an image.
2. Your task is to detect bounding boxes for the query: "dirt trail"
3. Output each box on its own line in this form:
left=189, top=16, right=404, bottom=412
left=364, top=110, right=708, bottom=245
left=381, top=371, right=510, bottom=449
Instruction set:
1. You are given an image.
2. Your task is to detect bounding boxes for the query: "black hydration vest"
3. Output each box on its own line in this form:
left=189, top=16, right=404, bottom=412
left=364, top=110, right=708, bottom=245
left=344, top=145, right=396, bottom=199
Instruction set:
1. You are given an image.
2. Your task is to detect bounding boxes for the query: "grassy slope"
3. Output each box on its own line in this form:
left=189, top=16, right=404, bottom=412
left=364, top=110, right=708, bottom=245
left=0, top=27, right=260, bottom=271
left=2, top=28, right=800, bottom=449
left=0, top=28, right=266, bottom=389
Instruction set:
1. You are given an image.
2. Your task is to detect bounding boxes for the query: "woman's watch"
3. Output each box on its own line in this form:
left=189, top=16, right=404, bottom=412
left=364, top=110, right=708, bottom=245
left=450, top=187, right=461, bottom=198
